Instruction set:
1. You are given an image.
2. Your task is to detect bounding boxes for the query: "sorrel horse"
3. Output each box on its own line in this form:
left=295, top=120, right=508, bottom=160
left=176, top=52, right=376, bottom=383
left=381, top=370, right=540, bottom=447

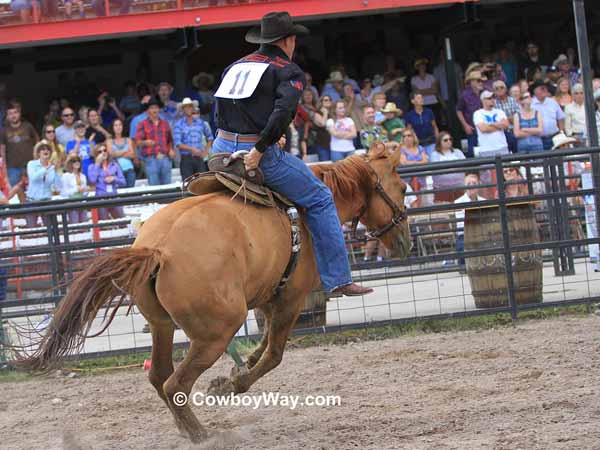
left=18, top=143, right=410, bottom=442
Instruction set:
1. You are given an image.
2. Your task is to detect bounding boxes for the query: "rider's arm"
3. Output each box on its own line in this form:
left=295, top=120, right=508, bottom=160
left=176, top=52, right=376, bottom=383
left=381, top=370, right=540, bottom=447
left=254, top=67, right=306, bottom=153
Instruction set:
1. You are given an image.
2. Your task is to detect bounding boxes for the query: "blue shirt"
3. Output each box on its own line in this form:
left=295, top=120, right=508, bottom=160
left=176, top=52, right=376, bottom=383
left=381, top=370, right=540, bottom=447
left=26, top=159, right=57, bottom=201
left=172, top=116, right=214, bottom=155
left=160, top=100, right=179, bottom=126
left=66, top=139, right=93, bottom=176
left=531, top=96, right=565, bottom=137
left=405, top=107, right=436, bottom=144
left=130, top=112, right=148, bottom=158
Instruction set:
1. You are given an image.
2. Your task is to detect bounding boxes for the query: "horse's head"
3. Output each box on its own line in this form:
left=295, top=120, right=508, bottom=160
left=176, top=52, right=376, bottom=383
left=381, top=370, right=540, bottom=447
left=360, top=142, right=411, bottom=259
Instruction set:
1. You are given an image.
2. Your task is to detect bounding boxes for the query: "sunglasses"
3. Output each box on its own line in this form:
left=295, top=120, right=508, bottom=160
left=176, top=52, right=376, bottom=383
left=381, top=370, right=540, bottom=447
left=494, top=86, right=506, bottom=90
left=62, top=113, right=74, bottom=117
left=442, top=138, right=452, bottom=142
left=45, top=129, right=55, bottom=133
left=521, top=95, right=531, bottom=100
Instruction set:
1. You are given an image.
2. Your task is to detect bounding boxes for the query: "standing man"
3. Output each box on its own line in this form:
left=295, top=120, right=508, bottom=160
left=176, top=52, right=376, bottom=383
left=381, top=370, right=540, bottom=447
left=454, top=172, right=486, bottom=266
left=493, top=80, right=519, bottom=153
left=135, top=99, right=175, bottom=186
left=0, top=101, right=39, bottom=187
left=56, top=106, right=76, bottom=146
left=173, top=98, right=214, bottom=181
left=211, top=12, right=372, bottom=297
left=456, top=71, right=485, bottom=158
left=404, top=93, right=439, bottom=158
left=530, top=80, right=565, bottom=150
left=473, top=90, right=509, bottom=157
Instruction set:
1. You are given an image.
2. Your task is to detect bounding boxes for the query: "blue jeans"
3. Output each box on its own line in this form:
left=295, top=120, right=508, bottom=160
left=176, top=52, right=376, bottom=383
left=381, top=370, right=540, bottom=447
left=542, top=136, right=554, bottom=150
left=8, top=167, right=24, bottom=187
left=144, top=157, right=172, bottom=186
left=456, top=233, right=465, bottom=266
left=123, top=169, right=136, bottom=188
left=517, top=142, right=544, bottom=154
left=211, top=137, right=352, bottom=291
left=330, top=150, right=354, bottom=162
left=314, top=146, right=330, bottom=162
left=504, top=130, right=517, bottom=154
left=465, top=133, right=478, bottom=158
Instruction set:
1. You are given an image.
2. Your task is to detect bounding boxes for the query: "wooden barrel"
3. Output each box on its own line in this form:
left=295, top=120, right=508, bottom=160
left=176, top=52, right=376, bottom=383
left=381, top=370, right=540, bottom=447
left=465, top=203, right=543, bottom=308
left=255, top=291, right=328, bottom=332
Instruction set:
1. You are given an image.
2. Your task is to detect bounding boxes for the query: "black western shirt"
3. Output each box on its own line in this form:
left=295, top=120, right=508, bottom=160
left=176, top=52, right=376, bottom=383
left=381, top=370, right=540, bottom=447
left=215, top=44, right=306, bottom=153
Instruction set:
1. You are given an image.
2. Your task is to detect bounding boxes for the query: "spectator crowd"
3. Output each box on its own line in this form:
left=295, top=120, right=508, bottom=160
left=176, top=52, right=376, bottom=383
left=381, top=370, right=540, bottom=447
left=1, top=40, right=599, bottom=231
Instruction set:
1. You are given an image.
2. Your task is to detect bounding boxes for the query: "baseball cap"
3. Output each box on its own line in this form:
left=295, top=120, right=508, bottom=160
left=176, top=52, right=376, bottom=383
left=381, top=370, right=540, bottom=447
left=480, top=90, right=494, bottom=100
left=547, top=65, right=559, bottom=73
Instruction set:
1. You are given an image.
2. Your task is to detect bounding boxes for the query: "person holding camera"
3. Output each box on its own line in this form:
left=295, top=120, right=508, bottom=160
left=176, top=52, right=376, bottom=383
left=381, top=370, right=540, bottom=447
left=86, top=108, right=111, bottom=145
left=97, top=91, right=124, bottom=129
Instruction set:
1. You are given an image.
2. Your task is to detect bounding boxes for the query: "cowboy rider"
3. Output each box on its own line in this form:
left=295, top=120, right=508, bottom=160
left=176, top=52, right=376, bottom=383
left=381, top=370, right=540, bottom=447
left=210, top=11, right=373, bottom=297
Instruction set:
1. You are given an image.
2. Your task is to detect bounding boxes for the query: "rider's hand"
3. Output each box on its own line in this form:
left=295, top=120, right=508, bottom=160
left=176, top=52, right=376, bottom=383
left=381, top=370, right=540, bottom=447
left=244, top=148, right=263, bottom=171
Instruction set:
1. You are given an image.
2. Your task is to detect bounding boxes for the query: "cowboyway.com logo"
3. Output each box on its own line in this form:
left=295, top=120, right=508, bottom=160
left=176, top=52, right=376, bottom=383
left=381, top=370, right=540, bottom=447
left=172, top=391, right=341, bottom=410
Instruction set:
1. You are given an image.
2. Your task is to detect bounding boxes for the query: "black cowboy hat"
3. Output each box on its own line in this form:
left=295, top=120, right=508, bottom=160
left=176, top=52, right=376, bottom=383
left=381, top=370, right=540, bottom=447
left=245, top=11, right=309, bottom=44
left=529, top=80, right=548, bottom=96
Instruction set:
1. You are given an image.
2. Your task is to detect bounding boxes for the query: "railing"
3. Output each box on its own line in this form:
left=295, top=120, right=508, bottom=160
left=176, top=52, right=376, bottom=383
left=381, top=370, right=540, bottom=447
left=1, top=146, right=600, bottom=362
left=0, top=0, right=285, bottom=25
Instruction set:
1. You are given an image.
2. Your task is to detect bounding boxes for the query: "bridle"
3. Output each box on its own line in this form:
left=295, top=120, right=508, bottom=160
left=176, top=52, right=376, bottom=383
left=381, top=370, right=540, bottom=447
left=350, top=158, right=407, bottom=241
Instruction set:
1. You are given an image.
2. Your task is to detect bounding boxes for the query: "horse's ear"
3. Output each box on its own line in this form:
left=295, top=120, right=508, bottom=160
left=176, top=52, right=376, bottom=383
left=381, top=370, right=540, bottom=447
left=367, top=142, right=387, bottom=160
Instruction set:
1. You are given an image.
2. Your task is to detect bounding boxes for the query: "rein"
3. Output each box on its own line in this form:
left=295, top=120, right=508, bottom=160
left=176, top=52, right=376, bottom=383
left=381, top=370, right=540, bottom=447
left=350, top=158, right=407, bottom=241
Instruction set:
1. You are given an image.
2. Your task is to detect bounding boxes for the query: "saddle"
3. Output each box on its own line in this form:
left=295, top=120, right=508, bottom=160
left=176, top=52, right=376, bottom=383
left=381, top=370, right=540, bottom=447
left=183, top=151, right=300, bottom=297
left=183, top=151, right=293, bottom=208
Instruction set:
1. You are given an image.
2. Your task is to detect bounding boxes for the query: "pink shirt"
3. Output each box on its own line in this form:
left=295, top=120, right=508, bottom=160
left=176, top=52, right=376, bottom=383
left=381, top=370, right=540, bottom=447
left=411, top=74, right=438, bottom=106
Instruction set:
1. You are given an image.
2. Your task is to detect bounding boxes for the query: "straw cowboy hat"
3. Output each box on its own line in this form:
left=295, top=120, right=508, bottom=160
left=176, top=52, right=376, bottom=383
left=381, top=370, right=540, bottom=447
left=192, top=72, right=214, bottom=88
left=245, top=11, right=309, bottom=44
left=552, top=132, right=577, bottom=150
left=33, top=139, right=52, bottom=158
left=177, top=97, right=199, bottom=111
left=465, top=71, right=487, bottom=82
left=414, top=58, right=429, bottom=69
left=381, top=102, right=400, bottom=114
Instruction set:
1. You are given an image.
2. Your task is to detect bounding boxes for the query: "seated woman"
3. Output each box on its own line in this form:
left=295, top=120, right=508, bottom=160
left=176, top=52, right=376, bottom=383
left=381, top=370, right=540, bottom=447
left=430, top=131, right=466, bottom=203
left=25, top=140, right=58, bottom=228
left=399, top=128, right=429, bottom=194
left=503, top=166, right=528, bottom=198
left=87, top=144, right=126, bottom=220
left=60, top=156, right=91, bottom=224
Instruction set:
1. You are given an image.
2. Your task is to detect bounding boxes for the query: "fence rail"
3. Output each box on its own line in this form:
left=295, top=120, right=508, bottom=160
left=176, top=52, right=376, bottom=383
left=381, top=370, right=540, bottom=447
left=2, top=146, right=600, bottom=362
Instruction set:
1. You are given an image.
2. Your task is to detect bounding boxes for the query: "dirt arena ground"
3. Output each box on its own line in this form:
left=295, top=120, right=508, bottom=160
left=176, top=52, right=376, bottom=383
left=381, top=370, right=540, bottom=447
left=2, top=316, right=600, bottom=450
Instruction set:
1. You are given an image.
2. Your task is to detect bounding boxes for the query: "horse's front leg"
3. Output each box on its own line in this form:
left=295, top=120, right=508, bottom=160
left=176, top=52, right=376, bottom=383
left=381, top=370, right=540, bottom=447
left=208, top=292, right=303, bottom=396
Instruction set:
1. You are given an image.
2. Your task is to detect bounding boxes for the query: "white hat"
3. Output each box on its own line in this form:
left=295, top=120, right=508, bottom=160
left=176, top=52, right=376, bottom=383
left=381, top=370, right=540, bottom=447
left=480, top=90, right=494, bottom=100
left=327, top=71, right=344, bottom=83
left=178, top=97, right=199, bottom=110
left=552, top=132, right=577, bottom=150
left=553, top=54, right=569, bottom=67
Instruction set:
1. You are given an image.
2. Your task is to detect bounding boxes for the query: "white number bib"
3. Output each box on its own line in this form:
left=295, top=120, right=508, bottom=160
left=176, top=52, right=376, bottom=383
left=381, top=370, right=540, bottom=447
left=214, top=62, right=269, bottom=100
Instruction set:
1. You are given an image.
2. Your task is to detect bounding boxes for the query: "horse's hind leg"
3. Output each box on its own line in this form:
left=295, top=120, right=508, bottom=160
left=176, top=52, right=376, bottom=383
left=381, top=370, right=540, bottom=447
left=163, top=336, right=235, bottom=442
left=135, top=281, right=175, bottom=406
left=227, top=294, right=303, bottom=394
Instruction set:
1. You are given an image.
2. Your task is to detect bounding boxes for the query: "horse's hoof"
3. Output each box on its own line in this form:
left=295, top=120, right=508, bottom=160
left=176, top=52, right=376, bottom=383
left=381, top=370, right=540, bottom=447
left=230, top=364, right=249, bottom=379
left=188, top=428, right=208, bottom=443
left=207, top=376, right=235, bottom=397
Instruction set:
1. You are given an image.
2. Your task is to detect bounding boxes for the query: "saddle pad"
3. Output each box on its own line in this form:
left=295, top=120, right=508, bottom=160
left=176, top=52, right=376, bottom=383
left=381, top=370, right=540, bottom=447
left=184, top=171, right=293, bottom=208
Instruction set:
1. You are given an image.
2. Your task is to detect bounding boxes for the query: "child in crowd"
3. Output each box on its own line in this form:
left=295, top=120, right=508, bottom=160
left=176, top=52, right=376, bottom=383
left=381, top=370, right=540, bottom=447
left=381, top=102, right=405, bottom=144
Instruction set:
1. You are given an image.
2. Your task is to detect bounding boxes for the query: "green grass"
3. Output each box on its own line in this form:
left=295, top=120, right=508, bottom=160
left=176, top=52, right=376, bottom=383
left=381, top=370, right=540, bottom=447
left=0, top=303, right=594, bottom=382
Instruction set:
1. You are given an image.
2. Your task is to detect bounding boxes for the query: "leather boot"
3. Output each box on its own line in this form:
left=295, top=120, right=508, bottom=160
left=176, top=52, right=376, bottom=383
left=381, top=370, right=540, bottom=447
left=332, top=283, right=374, bottom=297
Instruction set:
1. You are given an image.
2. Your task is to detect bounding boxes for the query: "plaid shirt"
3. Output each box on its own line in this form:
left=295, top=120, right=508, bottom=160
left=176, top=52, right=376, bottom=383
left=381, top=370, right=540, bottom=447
left=135, top=118, right=173, bottom=158
left=495, top=96, right=519, bottom=130
left=172, top=116, right=214, bottom=156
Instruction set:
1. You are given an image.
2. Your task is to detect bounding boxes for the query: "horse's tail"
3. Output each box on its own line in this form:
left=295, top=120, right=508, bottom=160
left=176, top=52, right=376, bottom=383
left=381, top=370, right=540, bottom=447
left=15, top=247, right=161, bottom=371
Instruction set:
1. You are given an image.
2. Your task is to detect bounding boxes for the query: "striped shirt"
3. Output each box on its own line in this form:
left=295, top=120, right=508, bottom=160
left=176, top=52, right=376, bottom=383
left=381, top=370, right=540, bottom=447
left=495, top=96, right=519, bottom=130
left=135, top=118, right=173, bottom=158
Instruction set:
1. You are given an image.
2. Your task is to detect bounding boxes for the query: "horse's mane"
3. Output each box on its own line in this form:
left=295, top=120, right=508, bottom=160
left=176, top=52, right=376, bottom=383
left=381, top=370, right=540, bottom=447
left=311, top=155, right=373, bottom=201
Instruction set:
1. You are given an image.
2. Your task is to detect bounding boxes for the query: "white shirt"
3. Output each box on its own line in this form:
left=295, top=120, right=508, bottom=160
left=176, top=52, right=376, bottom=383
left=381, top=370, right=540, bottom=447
left=564, top=101, right=586, bottom=136
left=60, top=172, right=88, bottom=197
left=326, top=117, right=356, bottom=152
left=454, top=193, right=486, bottom=234
left=473, top=108, right=508, bottom=153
